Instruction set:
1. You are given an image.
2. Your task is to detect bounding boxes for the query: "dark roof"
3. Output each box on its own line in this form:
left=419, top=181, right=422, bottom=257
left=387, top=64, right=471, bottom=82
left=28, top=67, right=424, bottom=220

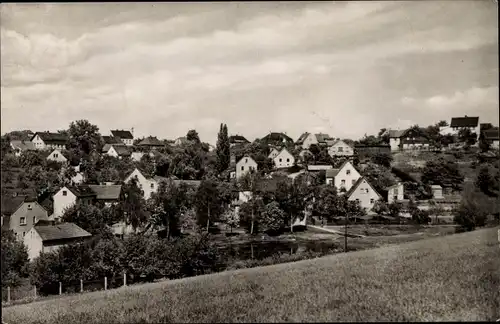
left=354, top=144, right=391, bottom=148
left=388, top=129, right=408, bottom=138
left=102, top=136, right=122, bottom=144
left=137, top=137, right=165, bottom=147
left=110, top=130, right=133, bottom=139
left=34, top=222, right=91, bottom=242
left=173, top=180, right=202, bottom=187
left=482, top=127, right=499, bottom=141
left=450, top=116, right=479, bottom=128
left=10, top=140, right=35, bottom=151
left=255, top=179, right=278, bottom=193
left=65, top=186, right=97, bottom=198
left=295, top=132, right=310, bottom=145
left=261, top=132, right=294, bottom=144
left=31, top=132, right=69, bottom=145
left=88, top=185, right=122, bottom=200
left=229, top=135, right=250, bottom=144
left=112, top=145, right=132, bottom=156
left=315, top=133, right=333, bottom=143
left=325, top=168, right=340, bottom=178
left=1, top=195, right=29, bottom=216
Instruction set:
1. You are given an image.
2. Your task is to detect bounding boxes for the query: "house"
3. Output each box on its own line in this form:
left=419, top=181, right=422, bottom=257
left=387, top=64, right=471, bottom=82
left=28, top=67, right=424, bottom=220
left=260, top=132, right=294, bottom=147
left=104, top=144, right=132, bottom=159
left=131, top=151, right=145, bottom=162
left=31, top=132, right=68, bottom=151
left=386, top=183, right=404, bottom=204
left=481, top=127, right=499, bottom=149
left=1, top=195, right=49, bottom=241
left=328, top=139, right=354, bottom=157
left=87, top=185, right=122, bottom=207
left=273, top=148, right=295, bottom=169
left=325, top=160, right=361, bottom=193
left=136, top=137, right=165, bottom=149
left=52, top=186, right=97, bottom=220
left=173, top=137, right=188, bottom=146
left=235, top=156, right=258, bottom=179
left=431, top=185, right=444, bottom=199
left=450, top=115, right=480, bottom=135
left=110, top=129, right=134, bottom=146
left=268, top=148, right=280, bottom=159
left=10, top=140, right=36, bottom=156
left=295, top=132, right=334, bottom=149
left=307, top=165, right=333, bottom=172
left=400, top=128, right=431, bottom=151
left=229, top=135, right=250, bottom=147
left=388, top=129, right=407, bottom=151
left=46, top=149, right=68, bottom=164
left=347, top=177, right=383, bottom=214
left=24, top=222, right=92, bottom=261
left=71, top=172, right=84, bottom=185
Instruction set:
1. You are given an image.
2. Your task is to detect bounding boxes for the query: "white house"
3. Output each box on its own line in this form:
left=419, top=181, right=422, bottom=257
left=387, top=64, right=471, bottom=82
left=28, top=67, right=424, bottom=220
left=386, top=183, right=404, bottom=204
left=46, top=149, right=68, bottom=164
left=295, top=132, right=334, bottom=150
left=52, top=186, right=97, bottom=220
left=388, top=129, right=407, bottom=152
left=325, top=160, right=361, bottom=193
left=124, top=168, right=164, bottom=200
left=31, top=132, right=68, bottom=151
left=328, top=140, right=354, bottom=157
left=110, top=129, right=134, bottom=146
left=268, top=148, right=280, bottom=160
left=24, top=222, right=92, bottom=261
left=347, top=177, right=383, bottom=214
left=71, top=172, right=84, bottom=185
left=235, top=156, right=258, bottom=179
left=131, top=151, right=145, bottom=162
left=273, top=148, right=295, bottom=169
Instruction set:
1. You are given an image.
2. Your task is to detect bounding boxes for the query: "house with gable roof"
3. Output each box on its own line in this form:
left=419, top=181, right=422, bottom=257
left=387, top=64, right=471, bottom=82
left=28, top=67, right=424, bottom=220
left=24, top=221, right=92, bottom=261
left=46, top=149, right=68, bottom=164
left=31, top=132, right=69, bottom=151
left=52, top=186, right=97, bottom=220
left=346, top=177, right=383, bottom=214
left=273, top=147, right=295, bottom=169
left=104, top=144, right=132, bottom=159
left=328, top=139, right=354, bottom=157
left=260, top=132, right=294, bottom=147
left=1, top=194, right=49, bottom=241
left=10, top=140, right=36, bottom=156
left=136, top=136, right=165, bottom=150
left=268, top=147, right=280, bottom=160
left=229, top=135, right=250, bottom=147
left=235, top=156, right=258, bottom=179
left=110, top=129, right=134, bottom=146
left=325, top=160, right=362, bottom=193
left=295, top=132, right=334, bottom=150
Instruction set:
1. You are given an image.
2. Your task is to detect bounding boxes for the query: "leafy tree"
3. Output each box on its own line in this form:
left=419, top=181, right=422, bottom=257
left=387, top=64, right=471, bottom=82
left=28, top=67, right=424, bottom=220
left=195, top=179, right=223, bottom=231
left=120, top=177, right=149, bottom=231
left=220, top=206, right=239, bottom=233
left=186, top=130, right=201, bottom=144
left=378, top=128, right=390, bottom=144
left=372, top=200, right=389, bottom=215
left=169, top=144, right=205, bottom=180
left=410, top=208, right=430, bottom=225
left=20, top=150, right=44, bottom=169
left=313, top=185, right=344, bottom=221
left=239, top=197, right=265, bottom=234
left=371, top=153, right=393, bottom=168
left=453, top=187, right=491, bottom=231
left=68, top=119, right=104, bottom=156
left=458, top=128, right=477, bottom=147
left=61, top=203, right=115, bottom=235
left=1, top=229, right=29, bottom=288
left=215, top=123, right=230, bottom=174
left=260, top=201, right=286, bottom=233
left=275, top=177, right=312, bottom=232
left=437, top=120, right=448, bottom=127
left=387, top=202, right=403, bottom=217
left=421, top=158, right=464, bottom=191
left=475, top=165, right=498, bottom=197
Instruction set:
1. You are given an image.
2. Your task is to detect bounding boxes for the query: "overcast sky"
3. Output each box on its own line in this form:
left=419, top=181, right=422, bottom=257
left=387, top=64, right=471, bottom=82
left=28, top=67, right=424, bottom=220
left=1, top=2, right=498, bottom=144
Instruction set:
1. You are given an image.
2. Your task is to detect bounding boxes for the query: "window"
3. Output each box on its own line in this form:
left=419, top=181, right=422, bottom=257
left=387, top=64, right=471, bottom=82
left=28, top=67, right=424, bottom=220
left=62, top=190, right=67, bottom=196
left=286, top=158, right=290, bottom=162
left=23, top=232, right=26, bottom=237
left=366, top=189, right=369, bottom=193
left=352, top=179, right=356, bottom=185
left=394, top=188, right=399, bottom=195
left=54, top=154, right=58, bottom=158
left=279, top=158, right=282, bottom=162
left=150, top=183, right=154, bottom=189
left=393, top=195, right=398, bottom=201
left=341, top=180, right=346, bottom=185
left=241, top=166, right=244, bottom=171
left=338, top=147, right=343, bottom=152
left=20, top=217, right=26, bottom=225
left=370, top=198, right=374, bottom=204
left=346, top=170, right=350, bottom=175
left=28, top=204, right=32, bottom=210
left=245, top=158, right=248, bottom=163
left=33, top=216, right=36, bottom=224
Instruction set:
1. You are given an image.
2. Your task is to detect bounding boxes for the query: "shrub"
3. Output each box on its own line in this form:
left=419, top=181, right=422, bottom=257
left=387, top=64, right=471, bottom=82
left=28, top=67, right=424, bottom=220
left=1, top=229, right=29, bottom=288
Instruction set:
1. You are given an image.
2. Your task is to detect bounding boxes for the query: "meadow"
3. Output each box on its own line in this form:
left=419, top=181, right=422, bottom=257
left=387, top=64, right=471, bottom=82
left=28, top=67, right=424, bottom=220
left=3, top=226, right=499, bottom=323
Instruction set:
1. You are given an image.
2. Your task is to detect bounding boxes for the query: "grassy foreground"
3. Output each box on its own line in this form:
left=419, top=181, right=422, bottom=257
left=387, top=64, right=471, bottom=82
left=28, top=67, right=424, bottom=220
left=3, top=227, right=499, bottom=323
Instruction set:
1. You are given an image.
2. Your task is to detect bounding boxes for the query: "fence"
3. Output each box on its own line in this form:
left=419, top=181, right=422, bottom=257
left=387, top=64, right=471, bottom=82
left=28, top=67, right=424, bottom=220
left=2, top=272, right=135, bottom=306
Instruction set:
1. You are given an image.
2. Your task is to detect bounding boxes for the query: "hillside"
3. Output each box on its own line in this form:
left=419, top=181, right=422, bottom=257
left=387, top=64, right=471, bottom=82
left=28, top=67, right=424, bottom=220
left=3, top=227, right=499, bottom=323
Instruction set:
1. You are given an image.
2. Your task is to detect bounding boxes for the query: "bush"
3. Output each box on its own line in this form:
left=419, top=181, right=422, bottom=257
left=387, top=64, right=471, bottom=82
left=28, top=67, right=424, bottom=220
left=1, top=229, right=29, bottom=288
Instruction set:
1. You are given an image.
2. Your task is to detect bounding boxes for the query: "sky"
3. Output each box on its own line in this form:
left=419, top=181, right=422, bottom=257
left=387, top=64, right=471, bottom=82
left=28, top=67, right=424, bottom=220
left=1, top=1, right=498, bottom=145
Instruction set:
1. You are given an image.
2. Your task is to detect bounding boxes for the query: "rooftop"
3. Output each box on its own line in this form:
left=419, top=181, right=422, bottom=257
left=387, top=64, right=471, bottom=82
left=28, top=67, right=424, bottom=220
left=110, top=130, right=134, bottom=139
left=450, top=116, right=479, bottom=128
left=34, top=222, right=92, bottom=242
left=87, top=185, right=122, bottom=200
left=31, top=132, right=69, bottom=145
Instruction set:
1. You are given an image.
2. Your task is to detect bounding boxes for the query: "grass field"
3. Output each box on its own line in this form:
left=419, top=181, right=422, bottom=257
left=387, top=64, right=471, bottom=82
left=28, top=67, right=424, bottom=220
left=3, top=227, right=499, bottom=323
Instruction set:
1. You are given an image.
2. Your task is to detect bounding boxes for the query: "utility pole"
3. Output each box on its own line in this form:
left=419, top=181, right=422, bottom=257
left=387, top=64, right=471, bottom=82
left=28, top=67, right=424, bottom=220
left=344, top=213, right=348, bottom=253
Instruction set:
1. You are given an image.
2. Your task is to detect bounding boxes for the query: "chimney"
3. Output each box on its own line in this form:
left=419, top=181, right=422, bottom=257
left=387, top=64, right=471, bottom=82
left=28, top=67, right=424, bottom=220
left=131, top=127, right=134, bottom=138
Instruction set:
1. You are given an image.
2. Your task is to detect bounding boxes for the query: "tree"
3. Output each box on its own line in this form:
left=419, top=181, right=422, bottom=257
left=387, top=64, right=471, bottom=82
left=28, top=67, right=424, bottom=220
left=475, top=166, right=498, bottom=197
left=260, top=201, right=286, bottom=233
left=238, top=171, right=264, bottom=234
left=1, top=229, right=29, bottom=288
left=458, top=128, right=477, bottom=147
left=387, top=202, right=403, bottom=217
left=421, top=158, right=464, bottom=191
left=239, top=197, right=265, bottom=234
left=220, top=206, right=239, bottom=233
left=120, top=177, right=149, bottom=231
left=313, top=185, right=344, bottom=221
left=186, top=130, right=201, bottom=144
left=372, top=200, right=389, bottom=215
left=215, top=124, right=230, bottom=174
left=371, top=153, right=393, bottom=168
left=453, top=186, right=491, bottom=231
left=437, top=120, right=448, bottom=127
left=275, top=177, right=311, bottom=232
left=20, top=150, right=44, bottom=169
left=68, top=120, right=103, bottom=156
left=61, top=203, right=115, bottom=235
left=195, top=179, right=222, bottom=231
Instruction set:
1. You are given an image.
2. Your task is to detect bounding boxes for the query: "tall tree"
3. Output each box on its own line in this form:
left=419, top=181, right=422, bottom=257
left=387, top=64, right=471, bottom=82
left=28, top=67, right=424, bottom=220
left=120, top=177, right=148, bottom=231
left=68, top=120, right=103, bottom=156
left=186, top=129, right=201, bottom=144
left=195, top=179, right=222, bottom=231
left=1, top=229, right=29, bottom=288
left=275, top=177, right=312, bottom=232
left=215, top=123, right=230, bottom=174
